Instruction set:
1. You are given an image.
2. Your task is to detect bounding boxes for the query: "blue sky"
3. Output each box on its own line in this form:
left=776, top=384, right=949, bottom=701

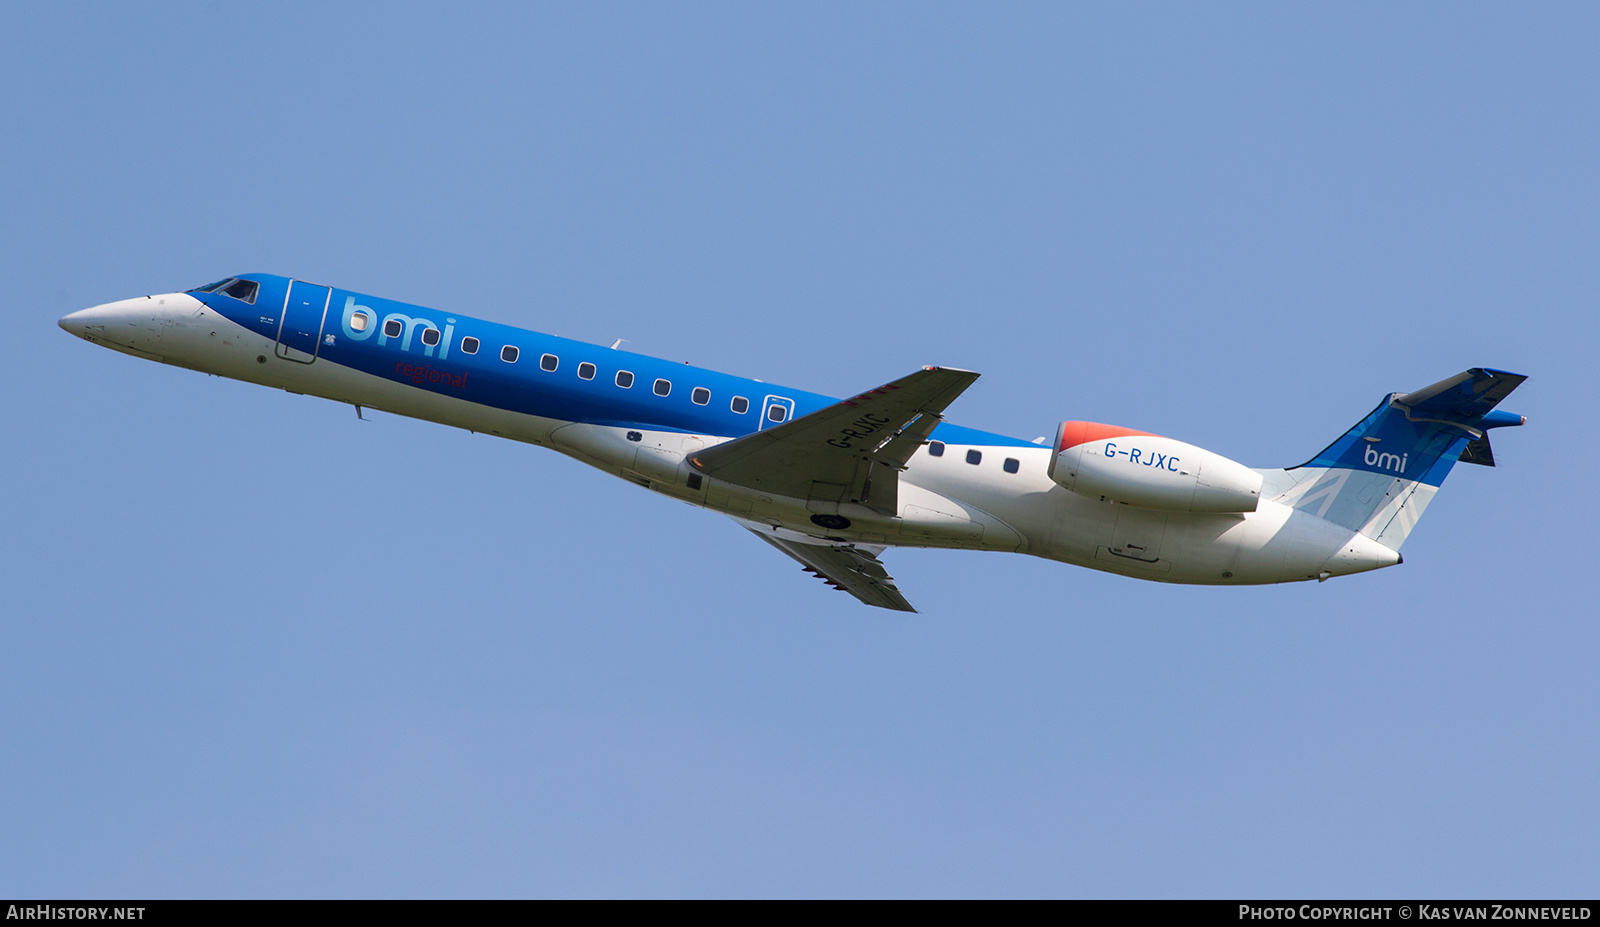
left=3, top=2, right=1595, bottom=898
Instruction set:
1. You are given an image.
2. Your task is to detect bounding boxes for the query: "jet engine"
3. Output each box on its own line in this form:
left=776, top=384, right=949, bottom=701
left=1047, top=421, right=1262, bottom=513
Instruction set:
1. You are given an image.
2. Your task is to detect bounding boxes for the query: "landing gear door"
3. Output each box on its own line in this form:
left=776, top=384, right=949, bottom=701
left=275, top=280, right=331, bottom=364
left=760, top=395, right=795, bottom=431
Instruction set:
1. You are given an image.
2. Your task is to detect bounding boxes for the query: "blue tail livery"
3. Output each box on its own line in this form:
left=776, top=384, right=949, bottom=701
left=1271, top=368, right=1526, bottom=552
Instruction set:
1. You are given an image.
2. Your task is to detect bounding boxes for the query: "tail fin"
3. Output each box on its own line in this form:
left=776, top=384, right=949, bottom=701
left=1272, top=368, right=1527, bottom=551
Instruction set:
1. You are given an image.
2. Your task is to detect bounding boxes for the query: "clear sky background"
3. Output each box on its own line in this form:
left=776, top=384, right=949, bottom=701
left=3, top=2, right=1595, bottom=899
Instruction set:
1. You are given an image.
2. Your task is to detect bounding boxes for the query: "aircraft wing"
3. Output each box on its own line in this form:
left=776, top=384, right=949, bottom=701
left=747, top=528, right=917, bottom=613
left=688, top=366, right=980, bottom=514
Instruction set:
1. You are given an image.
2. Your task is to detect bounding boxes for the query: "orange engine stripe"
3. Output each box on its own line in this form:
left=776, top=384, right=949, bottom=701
left=1058, top=421, right=1161, bottom=452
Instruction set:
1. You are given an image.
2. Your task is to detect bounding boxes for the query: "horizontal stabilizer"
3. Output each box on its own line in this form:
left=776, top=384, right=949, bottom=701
left=1458, top=435, right=1495, bottom=467
left=1397, top=367, right=1528, bottom=421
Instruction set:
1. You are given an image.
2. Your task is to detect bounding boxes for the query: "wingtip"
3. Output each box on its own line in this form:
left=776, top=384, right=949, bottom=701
left=921, top=365, right=981, bottom=376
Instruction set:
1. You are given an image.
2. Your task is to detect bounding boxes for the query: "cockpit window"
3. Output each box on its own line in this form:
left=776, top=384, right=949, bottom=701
left=189, top=278, right=235, bottom=293
left=220, top=279, right=259, bottom=304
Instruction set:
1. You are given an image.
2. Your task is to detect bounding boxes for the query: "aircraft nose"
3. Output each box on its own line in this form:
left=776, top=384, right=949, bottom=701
left=56, top=294, right=197, bottom=360
left=58, top=306, right=105, bottom=335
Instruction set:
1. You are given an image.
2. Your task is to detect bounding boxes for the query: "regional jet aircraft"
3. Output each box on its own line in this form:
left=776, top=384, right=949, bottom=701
left=59, top=275, right=1527, bottom=611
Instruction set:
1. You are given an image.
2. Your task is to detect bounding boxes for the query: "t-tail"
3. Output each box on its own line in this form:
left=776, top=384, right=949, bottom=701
left=1269, top=368, right=1527, bottom=552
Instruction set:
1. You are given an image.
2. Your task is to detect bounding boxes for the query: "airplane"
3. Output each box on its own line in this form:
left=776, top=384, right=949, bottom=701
left=58, top=274, right=1527, bottom=612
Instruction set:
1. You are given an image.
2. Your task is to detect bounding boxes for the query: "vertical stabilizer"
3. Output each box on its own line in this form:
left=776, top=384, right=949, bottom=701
left=1270, top=368, right=1526, bottom=551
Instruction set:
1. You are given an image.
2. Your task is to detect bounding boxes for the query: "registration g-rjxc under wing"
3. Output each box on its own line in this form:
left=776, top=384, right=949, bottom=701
left=59, top=275, right=1528, bottom=612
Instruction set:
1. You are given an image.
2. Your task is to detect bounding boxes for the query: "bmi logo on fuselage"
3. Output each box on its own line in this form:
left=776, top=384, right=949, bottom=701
left=339, top=296, right=455, bottom=359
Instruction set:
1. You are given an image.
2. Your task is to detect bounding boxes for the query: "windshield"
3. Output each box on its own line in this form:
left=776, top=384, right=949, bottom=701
left=219, top=279, right=259, bottom=304
left=188, top=278, right=235, bottom=293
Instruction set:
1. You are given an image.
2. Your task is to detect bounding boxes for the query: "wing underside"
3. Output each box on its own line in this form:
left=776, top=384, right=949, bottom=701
left=747, top=528, right=917, bottom=613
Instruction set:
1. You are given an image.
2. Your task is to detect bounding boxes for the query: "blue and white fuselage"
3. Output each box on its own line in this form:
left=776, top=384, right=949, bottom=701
left=59, top=274, right=1527, bottom=611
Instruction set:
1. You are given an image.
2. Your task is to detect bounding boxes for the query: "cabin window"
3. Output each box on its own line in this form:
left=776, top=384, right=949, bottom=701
left=654, top=378, right=672, bottom=397
left=928, top=441, right=945, bottom=457
left=461, top=336, right=479, bottom=355
left=578, top=362, right=596, bottom=380
left=966, top=449, right=982, bottom=465
left=540, top=353, right=558, bottom=372
left=731, top=396, right=749, bottom=414
left=383, top=319, right=403, bottom=338
left=348, top=312, right=370, bottom=332
left=616, top=370, right=634, bottom=388
left=501, top=345, right=519, bottom=363
left=691, top=387, right=710, bottom=405
left=221, top=279, right=259, bottom=304
left=767, top=404, right=787, bottom=423
left=421, top=327, right=441, bottom=347
left=1004, top=457, right=1020, bottom=474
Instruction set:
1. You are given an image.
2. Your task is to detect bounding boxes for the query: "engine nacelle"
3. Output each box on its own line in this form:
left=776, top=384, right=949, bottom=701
left=1047, top=421, right=1262, bottom=513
